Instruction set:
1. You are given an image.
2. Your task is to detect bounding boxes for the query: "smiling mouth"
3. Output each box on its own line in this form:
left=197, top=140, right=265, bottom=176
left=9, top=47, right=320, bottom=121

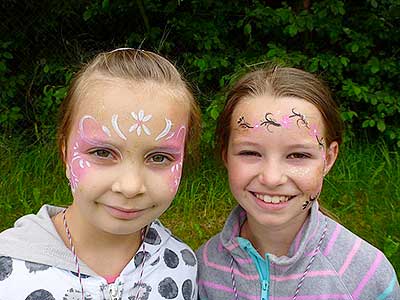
left=253, top=193, right=296, bottom=204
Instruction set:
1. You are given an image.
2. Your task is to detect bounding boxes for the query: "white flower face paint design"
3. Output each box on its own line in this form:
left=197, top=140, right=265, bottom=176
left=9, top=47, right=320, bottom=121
left=129, top=110, right=152, bottom=136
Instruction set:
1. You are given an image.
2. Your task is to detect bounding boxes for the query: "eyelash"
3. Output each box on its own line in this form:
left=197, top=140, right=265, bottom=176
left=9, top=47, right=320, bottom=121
left=287, top=152, right=311, bottom=159
left=88, top=148, right=116, bottom=159
left=147, top=153, right=175, bottom=165
left=238, top=151, right=261, bottom=157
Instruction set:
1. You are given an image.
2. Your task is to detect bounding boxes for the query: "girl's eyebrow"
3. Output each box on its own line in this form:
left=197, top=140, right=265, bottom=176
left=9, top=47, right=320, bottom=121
left=153, top=146, right=183, bottom=154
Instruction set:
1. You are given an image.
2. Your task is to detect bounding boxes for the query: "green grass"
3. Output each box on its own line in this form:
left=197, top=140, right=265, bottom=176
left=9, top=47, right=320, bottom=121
left=0, top=135, right=399, bottom=277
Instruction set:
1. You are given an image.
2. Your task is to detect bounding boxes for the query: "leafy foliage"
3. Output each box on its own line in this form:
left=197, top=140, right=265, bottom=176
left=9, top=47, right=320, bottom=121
left=1, top=0, right=399, bottom=145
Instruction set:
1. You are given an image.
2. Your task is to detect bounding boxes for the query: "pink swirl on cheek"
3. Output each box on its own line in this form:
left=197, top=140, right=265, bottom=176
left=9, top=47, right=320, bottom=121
left=167, top=126, right=186, bottom=193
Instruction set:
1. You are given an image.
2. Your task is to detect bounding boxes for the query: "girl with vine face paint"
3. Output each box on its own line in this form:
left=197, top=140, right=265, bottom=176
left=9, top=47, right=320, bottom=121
left=0, top=49, right=200, bottom=300
left=196, top=67, right=399, bottom=300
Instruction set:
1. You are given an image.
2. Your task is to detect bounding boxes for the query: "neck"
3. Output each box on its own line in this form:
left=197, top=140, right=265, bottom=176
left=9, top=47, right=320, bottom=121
left=241, top=211, right=309, bottom=257
left=52, top=205, right=143, bottom=277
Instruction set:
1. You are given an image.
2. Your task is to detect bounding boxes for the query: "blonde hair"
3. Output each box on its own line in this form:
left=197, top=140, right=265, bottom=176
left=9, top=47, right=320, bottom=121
left=57, top=49, right=201, bottom=162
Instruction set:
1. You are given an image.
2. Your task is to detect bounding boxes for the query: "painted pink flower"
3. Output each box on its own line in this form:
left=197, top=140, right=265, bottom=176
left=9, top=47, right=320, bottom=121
left=309, top=124, right=320, bottom=138
left=279, top=115, right=292, bottom=128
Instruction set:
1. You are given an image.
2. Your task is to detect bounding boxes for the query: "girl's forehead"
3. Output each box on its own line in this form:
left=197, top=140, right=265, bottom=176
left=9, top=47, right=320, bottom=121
left=232, top=95, right=323, bottom=125
left=75, top=78, right=189, bottom=122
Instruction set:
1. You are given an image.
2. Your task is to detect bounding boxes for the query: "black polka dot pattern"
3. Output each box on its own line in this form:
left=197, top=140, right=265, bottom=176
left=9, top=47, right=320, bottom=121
left=0, top=256, right=13, bottom=281
left=25, top=261, right=50, bottom=273
left=134, top=251, right=151, bottom=268
left=25, top=289, right=55, bottom=300
left=158, top=277, right=178, bottom=299
left=144, top=228, right=162, bottom=245
left=180, top=249, right=196, bottom=267
left=181, top=279, right=193, bottom=300
left=163, top=249, right=179, bottom=269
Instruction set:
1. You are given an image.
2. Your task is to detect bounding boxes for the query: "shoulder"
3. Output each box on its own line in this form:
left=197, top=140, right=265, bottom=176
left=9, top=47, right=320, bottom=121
left=149, top=219, right=197, bottom=270
left=144, top=220, right=198, bottom=300
left=320, top=218, right=400, bottom=298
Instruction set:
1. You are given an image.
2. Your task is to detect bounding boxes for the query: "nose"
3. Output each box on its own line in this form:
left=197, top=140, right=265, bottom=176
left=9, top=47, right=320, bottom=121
left=111, top=163, right=146, bottom=198
left=258, top=159, right=288, bottom=187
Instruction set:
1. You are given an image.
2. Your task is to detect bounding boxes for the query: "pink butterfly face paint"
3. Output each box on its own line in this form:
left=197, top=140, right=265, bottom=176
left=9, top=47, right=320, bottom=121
left=67, top=115, right=112, bottom=192
left=165, top=126, right=186, bottom=194
left=63, top=78, right=191, bottom=237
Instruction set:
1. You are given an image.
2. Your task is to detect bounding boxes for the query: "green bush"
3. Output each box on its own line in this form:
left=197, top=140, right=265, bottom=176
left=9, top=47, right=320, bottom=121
left=1, top=0, right=399, bottom=146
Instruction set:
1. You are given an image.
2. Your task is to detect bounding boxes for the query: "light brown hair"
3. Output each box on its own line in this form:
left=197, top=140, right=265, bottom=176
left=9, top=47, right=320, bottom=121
left=216, top=66, right=344, bottom=159
left=57, top=48, right=201, bottom=162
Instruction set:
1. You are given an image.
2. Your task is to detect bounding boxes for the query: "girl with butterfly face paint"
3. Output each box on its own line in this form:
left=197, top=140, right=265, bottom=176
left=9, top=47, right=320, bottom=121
left=196, top=67, right=399, bottom=300
left=0, top=49, right=200, bottom=300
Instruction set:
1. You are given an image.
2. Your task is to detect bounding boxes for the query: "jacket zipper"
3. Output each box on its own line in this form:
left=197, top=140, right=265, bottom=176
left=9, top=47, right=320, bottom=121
left=238, top=237, right=270, bottom=300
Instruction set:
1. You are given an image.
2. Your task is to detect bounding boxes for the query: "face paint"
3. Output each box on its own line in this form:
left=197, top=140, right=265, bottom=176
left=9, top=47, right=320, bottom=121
left=236, top=108, right=325, bottom=149
left=112, top=114, right=127, bottom=140
left=68, top=115, right=112, bottom=192
left=163, top=126, right=186, bottom=193
left=155, top=118, right=173, bottom=141
left=129, top=110, right=152, bottom=136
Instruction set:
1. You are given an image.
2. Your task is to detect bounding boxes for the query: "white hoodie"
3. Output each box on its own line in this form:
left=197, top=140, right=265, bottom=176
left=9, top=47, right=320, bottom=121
left=0, top=205, right=197, bottom=300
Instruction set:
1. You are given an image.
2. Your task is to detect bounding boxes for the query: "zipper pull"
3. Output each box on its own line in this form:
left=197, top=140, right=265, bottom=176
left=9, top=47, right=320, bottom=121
left=261, top=280, right=269, bottom=300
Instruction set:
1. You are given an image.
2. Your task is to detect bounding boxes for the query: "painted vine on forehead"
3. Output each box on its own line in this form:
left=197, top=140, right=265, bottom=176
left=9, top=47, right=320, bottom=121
left=236, top=108, right=325, bottom=149
left=260, top=113, right=281, bottom=132
left=237, top=116, right=253, bottom=129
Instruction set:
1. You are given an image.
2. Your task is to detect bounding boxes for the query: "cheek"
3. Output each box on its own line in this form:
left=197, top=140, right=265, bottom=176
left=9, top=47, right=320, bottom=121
left=169, top=156, right=184, bottom=194
left=67, top=142, right=93, bottom=193
left=288, top=165, right=324, bottom=194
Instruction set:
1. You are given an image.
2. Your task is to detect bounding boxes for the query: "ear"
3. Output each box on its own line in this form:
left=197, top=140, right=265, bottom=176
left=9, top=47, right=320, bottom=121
left=323, top=141, right=339, bottom=176
left=61, top=143, right=70, bottom=180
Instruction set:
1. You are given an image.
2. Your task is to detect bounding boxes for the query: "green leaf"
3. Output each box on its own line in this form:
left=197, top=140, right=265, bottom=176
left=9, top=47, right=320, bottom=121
left=3, top=52, right=13, bottom=59
left=351, top=44, right=359, bottom=53
left=102, top=0, right=110, bottom=10
left=369, top=120, right=376, bottom=127
left=370, top=0, right=378, bottom=8
left=362, top=120, right=370, bottom=128
left=287, top=24, right=298, bottom=37
left=43, top=65, right=49, bottom=73
left=0, top=61, right=6, bottom=72
left=340, top=56, right=349, bottom=66
left=377, top=120, right=386, bottom=132
left=244, top=23, right=252, bottom=35
left=210, top=107, right=220, bottom=120
left=353, top=86, right=361, bottom=96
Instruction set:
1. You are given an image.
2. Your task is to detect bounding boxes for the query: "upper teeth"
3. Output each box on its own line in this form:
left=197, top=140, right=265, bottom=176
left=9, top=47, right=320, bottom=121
left=255, top=194, right=290, bottom=203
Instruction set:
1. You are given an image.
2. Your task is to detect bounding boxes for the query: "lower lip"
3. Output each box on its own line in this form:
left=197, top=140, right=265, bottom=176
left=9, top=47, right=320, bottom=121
left=103, top=205, right=144, bottom=220
left=253, top=195, right=292, bottom=211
